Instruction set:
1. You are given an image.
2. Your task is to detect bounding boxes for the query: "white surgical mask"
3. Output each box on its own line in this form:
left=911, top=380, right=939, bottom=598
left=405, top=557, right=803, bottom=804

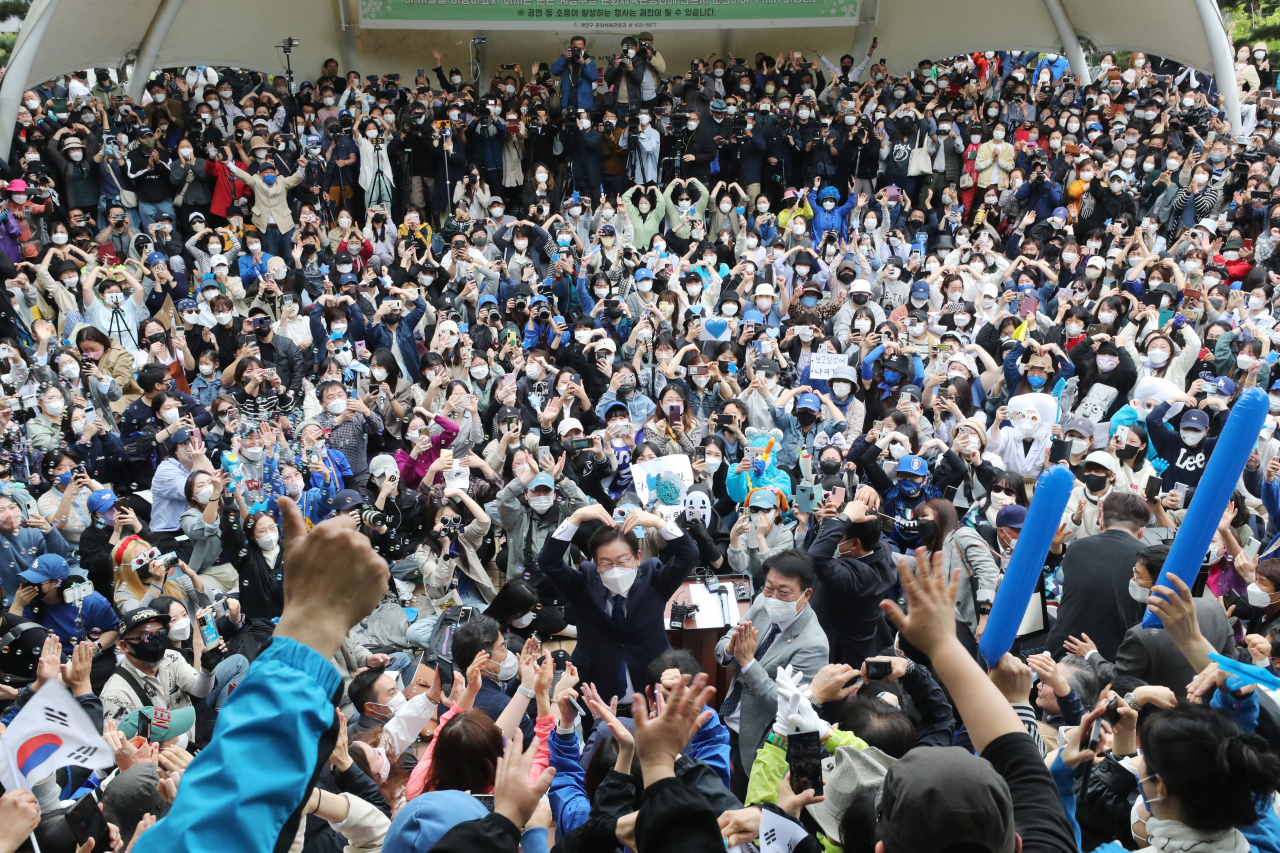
left=764, top=594, right=800, bottom=623
left=529, top=494, right=556, bottom=513
left=326, top=398, right=348, bottom=416
left=168, top=617, right=192, bottom=641
left=256, top=532, right=279, bottom=551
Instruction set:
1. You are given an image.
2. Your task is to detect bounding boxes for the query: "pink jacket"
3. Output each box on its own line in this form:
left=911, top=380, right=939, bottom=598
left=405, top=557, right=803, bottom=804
left=394, top=414, right=459, bottom=490
left=404, top=702, right=552, bottom=801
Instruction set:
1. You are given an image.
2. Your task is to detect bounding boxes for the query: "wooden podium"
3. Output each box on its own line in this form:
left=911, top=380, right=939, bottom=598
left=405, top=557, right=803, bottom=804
left=664, top=574, right=754, bottom=709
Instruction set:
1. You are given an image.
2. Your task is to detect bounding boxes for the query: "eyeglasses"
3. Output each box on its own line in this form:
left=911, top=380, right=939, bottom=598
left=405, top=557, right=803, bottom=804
left=762, top=587, right=802, bottom=602
left=596, top=556, right=636, bottom=572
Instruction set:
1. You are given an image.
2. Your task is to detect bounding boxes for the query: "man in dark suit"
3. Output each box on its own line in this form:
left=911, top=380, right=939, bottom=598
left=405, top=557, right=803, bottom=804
left=1084, top=543, right=1235, bottom=692
left=1046, top=491, right=1149, bottom=660
left=538, top=503, right=697, bottom=708
left=447, top=616, right=536, bottom=742
left=806, top=499, right=897, bottom=668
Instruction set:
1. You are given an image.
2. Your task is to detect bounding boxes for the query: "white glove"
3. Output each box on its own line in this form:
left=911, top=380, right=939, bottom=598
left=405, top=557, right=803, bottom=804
left=787, top=698, right=831, bottom=740
left=773, top=665, right=803, bottom=737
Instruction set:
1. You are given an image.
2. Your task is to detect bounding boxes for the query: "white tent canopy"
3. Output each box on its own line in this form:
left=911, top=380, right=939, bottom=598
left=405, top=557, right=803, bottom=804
left=0, top=0, right=1241, bottom=152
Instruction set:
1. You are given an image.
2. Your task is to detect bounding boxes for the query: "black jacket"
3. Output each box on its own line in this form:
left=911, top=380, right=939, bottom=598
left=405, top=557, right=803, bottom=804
left=806, top=518, right=897, bottom=668
left=1045, top=528, right=1146, bottom=660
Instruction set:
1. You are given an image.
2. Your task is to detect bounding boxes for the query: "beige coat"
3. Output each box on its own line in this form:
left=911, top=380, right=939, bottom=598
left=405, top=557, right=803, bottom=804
left=229, top=164, right=305, bottom=233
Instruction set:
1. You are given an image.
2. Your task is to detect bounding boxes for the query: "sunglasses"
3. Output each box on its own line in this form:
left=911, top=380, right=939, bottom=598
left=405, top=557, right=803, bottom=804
left=990, top=486, right=1017, bottom=497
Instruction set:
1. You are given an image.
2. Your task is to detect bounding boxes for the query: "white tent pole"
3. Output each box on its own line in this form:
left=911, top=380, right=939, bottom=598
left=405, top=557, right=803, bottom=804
left=127, top=0, right=188, bottom=104
left=1040, top=0, right=1090, bottom=81
left=1193, top=0, right=1242, bottom=134
left=337, top=0, right=358, bottom=72
left=0, top=0, right=62, bottom=157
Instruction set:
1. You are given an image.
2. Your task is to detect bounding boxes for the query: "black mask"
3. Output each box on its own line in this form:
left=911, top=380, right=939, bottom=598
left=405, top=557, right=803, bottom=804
left=1116, top=445, right=1140, bottom=461
left=127, top=629, right=169, bottom=663
left=819, top=459, right=841, bottom=476
left=1080, top=472, right=1109, bottom=493
left=916, top=518, right=938, bottom=544
left=254, top=326, right=271, bottom=339
left=852, top=293, right=869, bottom=306
left=386, top=313, right=402, bottom=325
left=796, top=409, right=819, bottom=426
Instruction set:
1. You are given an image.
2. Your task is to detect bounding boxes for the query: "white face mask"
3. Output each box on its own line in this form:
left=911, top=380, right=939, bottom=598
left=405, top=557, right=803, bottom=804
left=241, top=445, right=264, bottom=461
left=511, top=612, right=536, bottom=629
left=491, top=650, right=519, bottom=681
left=1128, top=578, right=1151, bottom=603
left=199, top=364, right=215, bottom=377
left=256, top=531, right=279, bottom=551
left=600, top=565, right=637, bottom=595
left=168, top=617, right=192, bottom=641
left=214, top=312, right=232, bottom=325
left=44, top=399, right=65, bottom=417
left=529, top=493, right=556, bottom=513
left=854, top=319, right=872, bottom=334
left=764, top=594, right=800, bottom=624
left=1146, top=349, right=1170, bottom=367
left=326, top=398, right=348, bottom=416
left=1249, top=582, right=1276, bottom=608
left=195, top=484, right=215, bottom=504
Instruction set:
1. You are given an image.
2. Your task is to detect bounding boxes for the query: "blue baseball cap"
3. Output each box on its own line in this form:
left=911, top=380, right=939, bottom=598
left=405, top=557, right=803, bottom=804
left=19, top=554, right=69, bottom=584
left=478, top=294, right=497, bottom=308
left=634, top=268, right=655, bottom=282
left=87, top=489, right=117, bottom=514
left=145, top=251, right=167, bottom=267
left=743, top=309, right=765, bottom=325
left=795, top=392, right=821, bottom=412
left=338, top=273, right=358, bottom=286
left=995, top=504, right=1027, bottom=528
left=338, top=109, right=353, bottom=119
left=1052, top=206, right=1069, bottom=222
left=1209, top=375, right=1236, bottom=396
left=896, top=455, right=928, bottom=477
left=748, top=488, right=778, bottom=509
left=527, top=472, right=555, bottom=491
left=910, top=281, right=930, bottom=299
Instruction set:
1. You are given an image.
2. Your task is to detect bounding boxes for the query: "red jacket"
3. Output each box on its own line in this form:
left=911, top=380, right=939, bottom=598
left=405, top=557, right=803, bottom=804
left=204, top=159, right=250, bottom=218
left=1213, top=252, right=1253, bottom=284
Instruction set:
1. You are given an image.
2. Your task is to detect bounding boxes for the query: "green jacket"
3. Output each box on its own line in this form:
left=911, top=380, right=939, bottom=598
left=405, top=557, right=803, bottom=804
left=745, top=729, right=868, bottom=853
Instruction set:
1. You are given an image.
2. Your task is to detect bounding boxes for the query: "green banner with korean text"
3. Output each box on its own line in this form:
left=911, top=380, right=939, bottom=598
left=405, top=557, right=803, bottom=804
left=357, top=0, right=859, bottom=30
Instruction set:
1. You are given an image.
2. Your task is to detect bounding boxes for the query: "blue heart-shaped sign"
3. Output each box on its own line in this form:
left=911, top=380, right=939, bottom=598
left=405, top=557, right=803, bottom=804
left=704, top=318, right=728, bottom=338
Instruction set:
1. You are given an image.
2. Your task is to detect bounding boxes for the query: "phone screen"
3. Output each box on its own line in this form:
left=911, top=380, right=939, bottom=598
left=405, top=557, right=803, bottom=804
left=64, top=793, right=110, bottom=848
left=787, top=731, right=824, bottom=796
left=137, top=713, right=152, bottom=742
left=1048, top=438, right=1071, bottom=465
left=199, top=612, right=219, bottom=647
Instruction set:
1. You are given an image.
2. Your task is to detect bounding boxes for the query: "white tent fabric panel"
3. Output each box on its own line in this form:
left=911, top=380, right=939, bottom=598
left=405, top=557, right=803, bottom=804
left=14, top=0, right=343, bottom=86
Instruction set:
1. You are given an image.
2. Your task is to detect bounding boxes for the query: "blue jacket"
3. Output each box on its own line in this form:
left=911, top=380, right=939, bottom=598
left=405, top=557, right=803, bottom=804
left=547, top=55, right=599, bottom=114
left=364, top=296, right=428, bottom=379
left=308, top=300, right=367, bottom=366
left=768, top=403, right=846, bottom=471
left=238, top=252, right=275, bottom=287
left=806, top=189, right=857, bottom=241
left=1013, top=179, right=1063, bottom=223
left=466, top=119, right=507, bottom=171
left=132, top=637, right=342, bottom=853
left=548, top=731, right=591, bottom=836
left=0, top=525, right=69, bottom=606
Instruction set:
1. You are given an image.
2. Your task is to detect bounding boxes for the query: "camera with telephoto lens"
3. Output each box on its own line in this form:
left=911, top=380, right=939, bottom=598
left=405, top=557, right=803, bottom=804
left=571, top=46, right=584, bottom=62
left=537, top=304, right=552, bottom=322
left=360, top=508, right=387, bottom=528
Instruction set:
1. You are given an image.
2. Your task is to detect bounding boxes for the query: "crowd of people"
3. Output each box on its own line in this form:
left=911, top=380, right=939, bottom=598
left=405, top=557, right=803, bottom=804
left=0, top=33, right=1277, bottom=853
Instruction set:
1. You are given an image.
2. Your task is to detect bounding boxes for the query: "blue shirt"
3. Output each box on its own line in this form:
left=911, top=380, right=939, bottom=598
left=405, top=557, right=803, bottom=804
left=151, top=458, right=192, bottom=533
left=25, top=592, right=119, bottom=652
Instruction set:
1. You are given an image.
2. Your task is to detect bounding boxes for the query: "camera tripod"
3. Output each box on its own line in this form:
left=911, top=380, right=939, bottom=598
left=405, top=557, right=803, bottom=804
left=367, top=141, right=394, bottom=209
